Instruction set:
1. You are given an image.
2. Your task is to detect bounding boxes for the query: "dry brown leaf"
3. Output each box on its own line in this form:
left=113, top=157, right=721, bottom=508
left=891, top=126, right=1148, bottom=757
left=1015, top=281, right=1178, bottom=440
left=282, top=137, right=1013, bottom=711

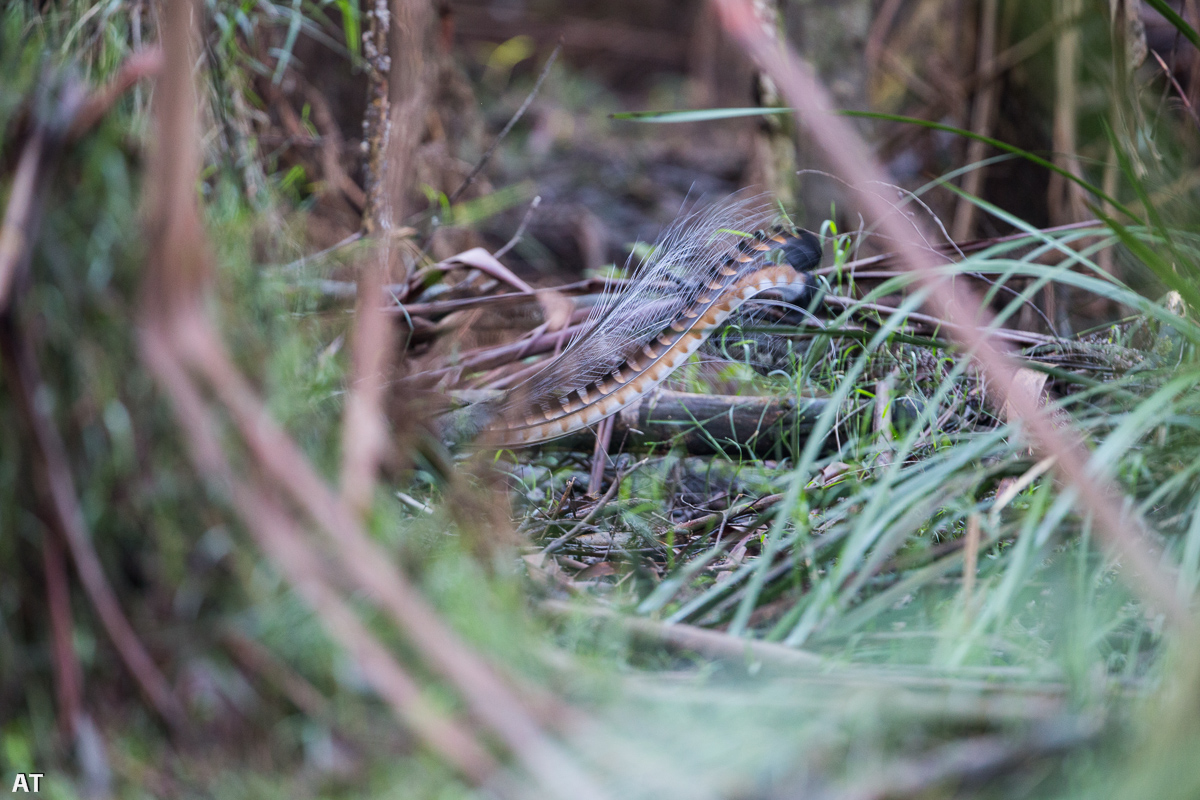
left=575, top=562, right=618, bottom=580
left=812, top=461, right=851, bottom=488
left=437, top=247, right=535, bottom=294
left=1001, top=366, right=1050, bottom=424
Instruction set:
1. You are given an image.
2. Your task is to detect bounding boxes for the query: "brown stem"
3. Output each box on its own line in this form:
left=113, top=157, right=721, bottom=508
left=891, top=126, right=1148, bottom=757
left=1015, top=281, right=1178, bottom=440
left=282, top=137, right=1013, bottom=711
left=339, top=257, right=396, bottom=515
left=69, top=48, right=164, bottom=138
left=342, top=0, right=436, bottom=511
left=541, top=599, right=822, bottom=667
left=42, top=527, right=82, bottom=741
left=587, top=416, right=615, bottom=496
left=951, top=0, right=1000, bottom=242
left=0, top=130, right=46, bottom=311
left=0, top=324, right=187, bottom=732
left=361, top=0, right=393, bottom=233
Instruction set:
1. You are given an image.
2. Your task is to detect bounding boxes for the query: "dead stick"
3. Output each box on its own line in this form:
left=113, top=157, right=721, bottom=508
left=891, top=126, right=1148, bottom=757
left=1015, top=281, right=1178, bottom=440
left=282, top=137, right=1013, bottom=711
left=675, top=493, right=784, bottom=536
left=495, top=196, right=542, bottom=258
left=1153, top=50, right=1200, bottom=133
left=42, top=527, right=83, bottom=741
left=542, top=461, right=637, bottom=556
left=541, top=599, right=822, bottom=667
left=0, top=131, right=46, bottom=311
left=587, top=415, right=614, bottom=496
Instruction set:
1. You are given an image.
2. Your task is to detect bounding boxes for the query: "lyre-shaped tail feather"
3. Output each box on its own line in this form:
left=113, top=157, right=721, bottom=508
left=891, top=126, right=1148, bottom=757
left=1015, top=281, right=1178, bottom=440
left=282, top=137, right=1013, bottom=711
left=489, top=200, right=823, bottom=447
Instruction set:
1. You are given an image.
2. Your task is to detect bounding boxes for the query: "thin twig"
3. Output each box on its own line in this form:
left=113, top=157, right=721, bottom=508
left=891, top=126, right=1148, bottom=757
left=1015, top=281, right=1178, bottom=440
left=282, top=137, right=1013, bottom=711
left=42, top=528, right=82, bottom=741
left=673, top=493, right=783, bottom=536
left=494, top=195, right=542, bottom=258
left=448, top=41, right=563, bottom=204
left=0, top=71, right=90, bottom=310
left=543, top=459, right=640, bottom=556
left=587, top=415, right=615, bottom=496
left=274, top=231, right=365, bottom=274
left=0, top=130, right=47, bottom=312
left=541, top=599, right=823, bottom=667
left=1152, top=50, right=1200, bottom=132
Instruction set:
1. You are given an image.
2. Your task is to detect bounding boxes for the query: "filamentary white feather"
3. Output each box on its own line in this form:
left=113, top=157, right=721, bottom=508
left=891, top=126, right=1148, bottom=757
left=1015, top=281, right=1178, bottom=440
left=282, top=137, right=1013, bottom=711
left=486, top=195, right=822, bottom=445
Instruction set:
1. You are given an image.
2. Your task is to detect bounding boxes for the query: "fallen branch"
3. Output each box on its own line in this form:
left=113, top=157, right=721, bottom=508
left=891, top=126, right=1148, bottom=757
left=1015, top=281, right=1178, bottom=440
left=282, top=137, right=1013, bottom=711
left=545, top=389, right=829, bottom=456
left=821, top=295, right=1056, bottom=347
left=802, top=721, right=1100, bottom=800
left=541, top=599, right=823, bottom=668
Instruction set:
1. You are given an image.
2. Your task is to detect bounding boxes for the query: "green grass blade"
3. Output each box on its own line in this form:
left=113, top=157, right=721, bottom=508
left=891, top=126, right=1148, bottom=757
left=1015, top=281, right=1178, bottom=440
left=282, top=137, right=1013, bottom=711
left=1144, top=0, right=1200, bottom=50
left=1095, top=209, right=1200, bottom=317
left=840, top=110, right=1134, bottom=219
left=610, top=107, right=793, bottom=123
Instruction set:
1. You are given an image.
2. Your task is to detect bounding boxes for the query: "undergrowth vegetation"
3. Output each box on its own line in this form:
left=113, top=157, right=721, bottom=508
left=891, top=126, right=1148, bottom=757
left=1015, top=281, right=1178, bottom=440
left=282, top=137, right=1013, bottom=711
left=5, top=1, right=1200, bottom=799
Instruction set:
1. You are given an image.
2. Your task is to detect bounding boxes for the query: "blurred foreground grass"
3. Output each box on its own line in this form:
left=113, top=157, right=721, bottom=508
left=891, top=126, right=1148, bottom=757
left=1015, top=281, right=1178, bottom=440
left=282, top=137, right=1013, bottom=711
left=5, top=2, right=1200, bottom=799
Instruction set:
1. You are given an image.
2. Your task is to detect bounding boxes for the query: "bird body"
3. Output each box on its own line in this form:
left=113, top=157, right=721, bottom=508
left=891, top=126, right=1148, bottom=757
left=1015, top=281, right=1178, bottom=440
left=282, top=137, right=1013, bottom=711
left=486, top=200, right=823, bottom=447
